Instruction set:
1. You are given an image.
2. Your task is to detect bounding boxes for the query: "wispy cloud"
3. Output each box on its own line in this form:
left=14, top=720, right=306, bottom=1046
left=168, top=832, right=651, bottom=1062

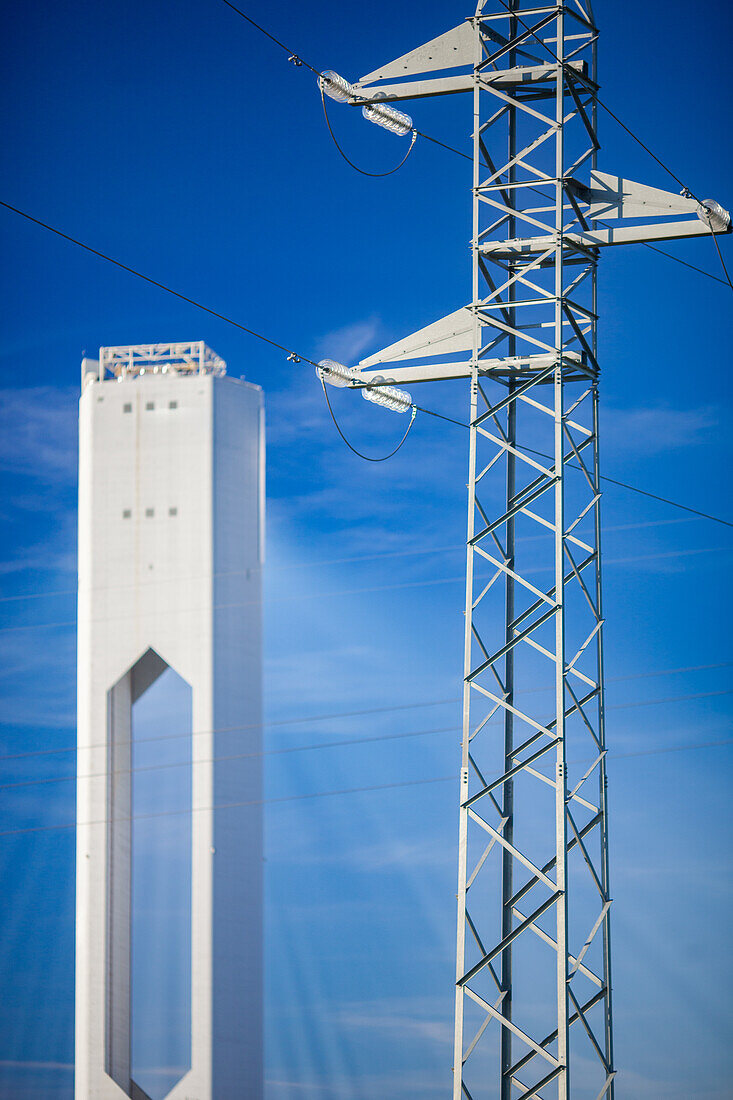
left=0, top=531, right=77, bottom=580
left=273, top=835, right=455, bottom=874
left=265, top=1067, right=448, bottom=1097
left=0, top=387, right=78, bottom=483
left=603, top=404, right=718, bottom=457
left=313, top=318, right=381, bottom=365
left=0, top=1061, right=72, bottom=1071
left=0, top=625, right=76, bottom=730
left=328, top=996, right=453, bottom=1047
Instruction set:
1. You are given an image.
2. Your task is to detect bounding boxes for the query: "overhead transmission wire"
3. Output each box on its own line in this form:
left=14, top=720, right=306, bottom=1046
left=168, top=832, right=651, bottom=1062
left=2, top=13, right=728, bottom=468
left=0, top=515, right=707, bottom=609
left=2, top=688, right=731, bottom=795
left=4, top=197, right=725, bottom=525
left=1, top=664, right=730, bottom=768
left=218, top=0, right=317, bottom=68
left=320, top=375, right=416, bottom=460
left=319, top=84, right=417, bottom=177
left=491, top=0, right=733, bottom=292
left=0, top=11, right=726, bottom=838
left=0, top=199, right=460, bottom=454
left=219, top=1, right=468, bottom=173
left=2, top=723, right=461, bottom=793
left=706, top=226, right=733, bottom=291
left=486, top=178, right=731, bottom=289
left=490, top=0, right=693, bottom=193
left=216, top=0, right=733, bottom=320
left=221, top=0, right=420, bottom=175
left=520, top=444, right=733, bottom=529
left=1, top=731, right=732, bottom=840
left=0, top=542, right=730, bottom=635
left=0, top=201, right=308, bottom=363
left=624, top=239, right=730, bottom=289
left=219, top=1, right=731, bottom=291
left=1, top=10, right=729, bottom=489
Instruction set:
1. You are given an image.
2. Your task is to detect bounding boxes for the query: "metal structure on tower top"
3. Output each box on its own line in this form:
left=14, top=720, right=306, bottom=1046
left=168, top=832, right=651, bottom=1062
left=319, top=3, right=730, bottom=1098
left=95, top=341, right=227, bottom=383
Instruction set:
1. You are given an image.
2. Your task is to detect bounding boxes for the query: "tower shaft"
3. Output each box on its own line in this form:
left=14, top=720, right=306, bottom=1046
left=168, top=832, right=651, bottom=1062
left=75, top=345, right=265, bottom=1100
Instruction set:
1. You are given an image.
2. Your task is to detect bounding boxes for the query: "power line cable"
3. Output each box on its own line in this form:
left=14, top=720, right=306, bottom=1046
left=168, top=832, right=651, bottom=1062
left=320, top=376, right=416, bottom=460
left=412, top=128, right=472, bottom=163
left=406, top=404, right=468, bottom=429
left=523, top=445, right=733, bottom=530
left=219, top=0, right=471, bottom=168
left=705, top=216, right=733, bottom=291
left=0, top=200, right=314, bottom=365
left=0, top=544, right=729, bottom=635
left=0, top=722, right=461, bottom=793
left=0, top=776, right=453, bottom=839
left=320, top=84, right=417, bottom=177
left=1, top=196, right=731, bottom=524
left=219, top=2, right=730, bottom=292
left=590, top=472, right=733, bottom=527
left=1, top=671, right=729, bottom=769
left=220, top=0, right=421, bottom=178
left=490, top=0, right=732, bottom=290
left=619, top=238, right=730, bottom=289
left=606, top=737, right=733, bottom=763
left=0, top=698, right=459, bottom=764
left=3, top=688, right=731, bottom=794
left=218, top=0, right=321, bottom=77
left=0, top=199, right=437, bottom=448
left=0, top=516, right=705, bottom=607
left=1, top=733, right=731, bottom=841
left=491, top=0, right=689, bottom=196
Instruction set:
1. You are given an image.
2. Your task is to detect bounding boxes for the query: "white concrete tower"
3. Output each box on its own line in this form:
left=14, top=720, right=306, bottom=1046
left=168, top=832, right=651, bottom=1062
left=75, top=342, right=264, bottom=1100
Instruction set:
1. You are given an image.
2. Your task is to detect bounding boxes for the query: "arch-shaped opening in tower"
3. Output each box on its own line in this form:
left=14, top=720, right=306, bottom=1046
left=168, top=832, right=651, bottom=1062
left=106, top=648, right=192, bottom=1100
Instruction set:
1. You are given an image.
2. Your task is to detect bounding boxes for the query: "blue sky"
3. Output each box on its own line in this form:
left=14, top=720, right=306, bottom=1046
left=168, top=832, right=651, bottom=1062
left=1, top=0, right=732, bottom=1097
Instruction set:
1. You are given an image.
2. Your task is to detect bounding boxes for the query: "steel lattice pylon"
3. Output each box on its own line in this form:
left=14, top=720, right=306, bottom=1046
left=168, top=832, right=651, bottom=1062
left=452, top=5, right=615, bottom=1097
left=327, top=3, right=728, bottom=1094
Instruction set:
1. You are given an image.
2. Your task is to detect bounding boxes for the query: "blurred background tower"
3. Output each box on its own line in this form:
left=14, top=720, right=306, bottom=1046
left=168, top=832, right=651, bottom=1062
left=75, top=342, right=264, bottom=1100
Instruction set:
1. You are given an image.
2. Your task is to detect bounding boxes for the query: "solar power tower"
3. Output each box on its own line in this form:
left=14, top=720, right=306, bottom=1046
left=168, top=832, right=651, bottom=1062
left=76, top=343, right=264, bottom=1100
left=321, top=4, right=730, bottom=1098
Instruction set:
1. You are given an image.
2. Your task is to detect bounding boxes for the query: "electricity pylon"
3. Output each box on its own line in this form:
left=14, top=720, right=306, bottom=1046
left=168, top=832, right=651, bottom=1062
left=321, top=3, right=729, bottom=1096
